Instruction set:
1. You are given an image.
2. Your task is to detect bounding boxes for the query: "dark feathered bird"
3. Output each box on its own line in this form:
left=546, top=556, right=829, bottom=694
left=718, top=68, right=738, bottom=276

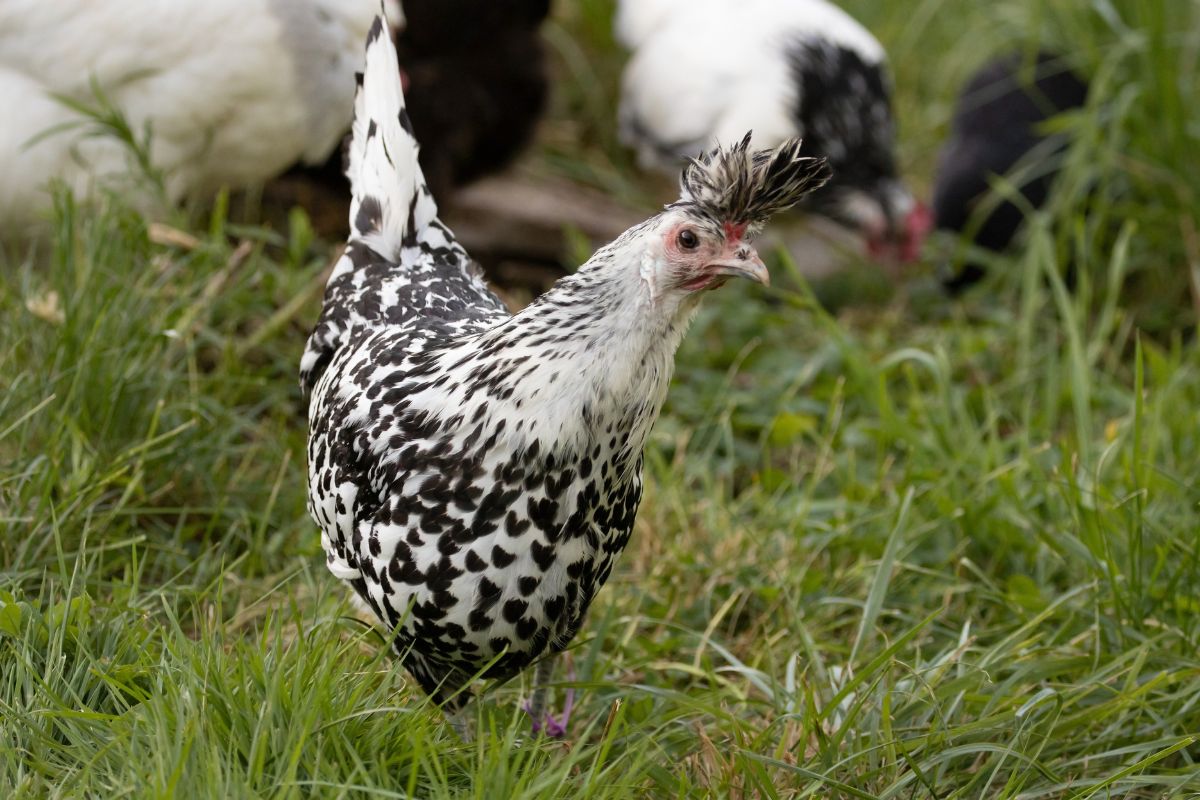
left=278, top=0, right=549, bottom=232
left=932, top=51, right=1088, bottom=291
left=617, top=0, right=929, bottom=263
left=301, top=11, right=829, bottom=736
left=396, top=0, right=551, bottom=203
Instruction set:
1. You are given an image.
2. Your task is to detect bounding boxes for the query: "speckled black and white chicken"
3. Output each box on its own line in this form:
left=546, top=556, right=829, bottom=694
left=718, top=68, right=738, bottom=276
left=616, top=0, right=929, bottom=262
left=301, top=11, right=829, bottom=735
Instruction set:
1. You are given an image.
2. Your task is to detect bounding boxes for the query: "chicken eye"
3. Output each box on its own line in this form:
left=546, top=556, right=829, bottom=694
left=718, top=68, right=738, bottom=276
left=677, top=229, right=700, bottom=250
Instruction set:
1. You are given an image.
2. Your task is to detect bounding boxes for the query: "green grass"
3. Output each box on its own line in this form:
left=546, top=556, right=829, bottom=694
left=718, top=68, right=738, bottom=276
left=3, top=1, right=1200, bottom=797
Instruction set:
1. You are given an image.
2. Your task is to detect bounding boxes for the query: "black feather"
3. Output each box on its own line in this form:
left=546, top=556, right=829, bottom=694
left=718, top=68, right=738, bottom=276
left=933, top=51, right=1088, bottom=291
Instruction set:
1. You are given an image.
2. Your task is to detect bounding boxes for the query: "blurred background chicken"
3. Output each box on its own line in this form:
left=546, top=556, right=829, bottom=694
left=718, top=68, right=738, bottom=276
left=396, top=0, right=551, bottom=204
left=615, top=0, right=930, bottom=266
left=932, top=51, right=1089, bottom=291
left=282, top=0, right=552, bottom=218
left=0, top=0, right=397, bottom=238
left=261, top=0, right=562, bottom=305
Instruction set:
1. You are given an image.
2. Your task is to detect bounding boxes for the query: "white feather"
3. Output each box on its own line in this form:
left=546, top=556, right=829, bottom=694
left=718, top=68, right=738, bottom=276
left=343, top=10, right=437, bottom=265
left=0, top=0, right=399, bottom=236
left=617, top=0, right=885, bottom=169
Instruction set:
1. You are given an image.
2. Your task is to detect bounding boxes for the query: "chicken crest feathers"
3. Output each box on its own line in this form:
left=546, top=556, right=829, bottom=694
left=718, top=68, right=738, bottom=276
left=676, top=133, right=831, bottom=227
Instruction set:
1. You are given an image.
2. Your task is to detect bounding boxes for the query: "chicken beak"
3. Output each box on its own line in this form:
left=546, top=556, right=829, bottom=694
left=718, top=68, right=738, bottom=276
left=707, top=249, right=770, bottom=286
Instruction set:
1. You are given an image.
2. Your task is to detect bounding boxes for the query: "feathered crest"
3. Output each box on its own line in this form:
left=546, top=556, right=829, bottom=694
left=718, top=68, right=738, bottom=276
left=676, top=133, right=832, bottom=227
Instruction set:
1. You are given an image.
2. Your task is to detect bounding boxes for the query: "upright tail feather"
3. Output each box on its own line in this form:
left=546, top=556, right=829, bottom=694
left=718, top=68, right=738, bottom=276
left=301, top=5, right=503, bottom=397
left=300, top=6, right=441, bottom=395
left=343, top=9, right=437, bottom=262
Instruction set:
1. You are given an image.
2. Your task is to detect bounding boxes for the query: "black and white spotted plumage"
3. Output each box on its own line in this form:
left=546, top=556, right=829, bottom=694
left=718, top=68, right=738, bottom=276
left=302, top=10, right=829, bottom=711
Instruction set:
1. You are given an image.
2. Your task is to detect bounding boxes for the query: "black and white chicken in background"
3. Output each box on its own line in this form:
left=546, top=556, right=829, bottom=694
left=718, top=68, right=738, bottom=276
left=932, top=51, right=1088, bottom=291
left=301, top=11, right=829, bottom=736
left=616, top=0, right=930, bottom=264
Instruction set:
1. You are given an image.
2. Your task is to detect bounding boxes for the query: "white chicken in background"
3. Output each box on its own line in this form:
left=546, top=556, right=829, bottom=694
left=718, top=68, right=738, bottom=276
left=616, top=0, right=929, bottom=263
left=0, top=0, right=398, bottom=237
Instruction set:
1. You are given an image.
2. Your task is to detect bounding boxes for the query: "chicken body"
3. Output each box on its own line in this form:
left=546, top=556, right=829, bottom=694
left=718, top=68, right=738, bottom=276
left=0, top=0, right=395, bottom=235
left=933, top=51, right=1088, bottom=290
left=397, top=0, right=551, bottom=202
left=302, top=12, right=829, bottom=721
left=617, top=0, right=925, bottom=259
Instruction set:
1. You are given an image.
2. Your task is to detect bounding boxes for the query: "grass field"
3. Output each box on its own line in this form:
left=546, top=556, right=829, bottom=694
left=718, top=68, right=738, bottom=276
left=3, top=0, right=1200, bottom=797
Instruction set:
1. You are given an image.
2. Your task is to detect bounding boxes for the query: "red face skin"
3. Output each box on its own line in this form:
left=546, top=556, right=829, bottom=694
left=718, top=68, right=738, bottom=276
left=662, top=221, right=768, bottom=292
left=724, top=221, right=748, bottom=241
left=867, top=201, right=933, bottom=264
